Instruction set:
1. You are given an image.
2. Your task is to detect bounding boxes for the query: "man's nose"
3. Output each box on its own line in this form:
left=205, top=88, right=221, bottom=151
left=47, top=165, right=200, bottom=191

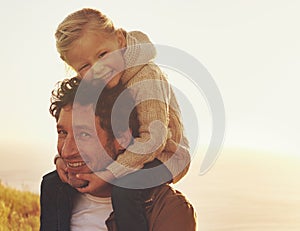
left=61, top=135, right=78, bottom=159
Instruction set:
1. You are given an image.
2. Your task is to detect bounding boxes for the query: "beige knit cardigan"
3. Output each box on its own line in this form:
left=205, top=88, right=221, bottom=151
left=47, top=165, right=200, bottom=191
left=106, top=30, right=190, bottom=184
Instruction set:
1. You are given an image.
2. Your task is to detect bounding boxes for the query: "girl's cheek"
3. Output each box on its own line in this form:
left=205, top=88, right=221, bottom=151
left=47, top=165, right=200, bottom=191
left=79, top=69, right=94, bottom=80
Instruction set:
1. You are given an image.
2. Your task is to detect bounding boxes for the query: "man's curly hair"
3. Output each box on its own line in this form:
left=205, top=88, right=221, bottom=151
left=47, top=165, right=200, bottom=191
left=50, top=77, right=80, bottom=121
left=49, top=77, right=139, bottom=139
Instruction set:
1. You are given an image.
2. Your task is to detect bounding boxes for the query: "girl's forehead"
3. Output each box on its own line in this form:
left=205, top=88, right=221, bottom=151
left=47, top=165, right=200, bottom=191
left=83, top=25, right=113, bottom=36
left=75, top=30, right=112, bottom=45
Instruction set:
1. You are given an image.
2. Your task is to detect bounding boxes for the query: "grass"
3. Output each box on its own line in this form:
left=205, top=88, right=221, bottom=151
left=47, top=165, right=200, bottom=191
left=0, top=181, right=39, bottom=231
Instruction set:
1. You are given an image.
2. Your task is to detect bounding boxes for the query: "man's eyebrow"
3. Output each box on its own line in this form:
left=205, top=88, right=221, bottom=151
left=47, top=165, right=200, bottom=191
left=73, top=125, right=95, bottom=132
left=56, top=124, right=95, bottom=132
left=56, top=124, right=63, bottom=129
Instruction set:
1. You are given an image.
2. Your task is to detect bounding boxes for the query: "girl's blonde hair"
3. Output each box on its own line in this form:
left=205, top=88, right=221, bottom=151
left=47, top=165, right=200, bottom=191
left=55, top=8, right=115, bottom=62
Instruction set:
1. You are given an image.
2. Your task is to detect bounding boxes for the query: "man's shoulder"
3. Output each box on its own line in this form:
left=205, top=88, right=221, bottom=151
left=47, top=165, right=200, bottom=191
left=146, top=184, right=196, bottom=231
left=41, top=170, right=67, bottom=190
left=151, top=184, right=193, bottom=208
left=41, top=170, right=77, bottom=200
left=106, top=185, right=196, bottom=231
left=42, top=170, right=59, bottom=182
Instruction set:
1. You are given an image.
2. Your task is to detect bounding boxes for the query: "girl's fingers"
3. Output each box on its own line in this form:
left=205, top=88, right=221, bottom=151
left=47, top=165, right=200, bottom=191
left=76, top=185, right=91, bottom=193
left=76, top=173, right=94, bottom=181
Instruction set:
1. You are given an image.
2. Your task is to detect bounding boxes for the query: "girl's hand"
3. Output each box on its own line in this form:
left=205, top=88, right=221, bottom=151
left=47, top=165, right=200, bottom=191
left=76, top=170, right=115, bottom=197
left=56, top=157, right=68, bottom=183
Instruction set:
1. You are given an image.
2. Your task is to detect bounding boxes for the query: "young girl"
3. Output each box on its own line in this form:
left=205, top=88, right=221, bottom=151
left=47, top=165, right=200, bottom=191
left=54, top=8, right=190, bottom=231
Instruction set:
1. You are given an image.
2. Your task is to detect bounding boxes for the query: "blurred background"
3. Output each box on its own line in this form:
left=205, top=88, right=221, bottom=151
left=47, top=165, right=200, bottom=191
left=0, top=0, right=299, bottom=230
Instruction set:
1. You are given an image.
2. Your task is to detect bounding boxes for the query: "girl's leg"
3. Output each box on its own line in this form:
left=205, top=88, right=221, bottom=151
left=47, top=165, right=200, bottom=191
left=111, top=159, right=172, bottom=231
left=112, top=186, right=149, bottom=231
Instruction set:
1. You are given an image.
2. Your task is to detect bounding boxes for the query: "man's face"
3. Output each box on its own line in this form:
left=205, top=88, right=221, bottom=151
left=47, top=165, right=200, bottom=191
left=56, top=103, right=116, bottom=188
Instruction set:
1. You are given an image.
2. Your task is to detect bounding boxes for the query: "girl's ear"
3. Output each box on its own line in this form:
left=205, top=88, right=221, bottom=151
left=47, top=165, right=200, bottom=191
left=114, top=129, right=132, bottom=151
left=115, top=29, right=126, bottom=48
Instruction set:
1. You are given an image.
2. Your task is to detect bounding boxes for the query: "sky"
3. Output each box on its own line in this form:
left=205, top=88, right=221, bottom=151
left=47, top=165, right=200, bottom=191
left=0, top=0, right=300, bottom=183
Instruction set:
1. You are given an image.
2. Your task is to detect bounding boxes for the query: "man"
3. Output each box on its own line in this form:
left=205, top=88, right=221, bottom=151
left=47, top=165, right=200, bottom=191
left=40, top=77, right=196, bottom=231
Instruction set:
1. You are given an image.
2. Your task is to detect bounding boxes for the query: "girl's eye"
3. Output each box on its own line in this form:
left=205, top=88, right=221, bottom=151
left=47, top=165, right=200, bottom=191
left=78, top=64, right=90, bottom=72
left=98, top=52, right=107, bottom=58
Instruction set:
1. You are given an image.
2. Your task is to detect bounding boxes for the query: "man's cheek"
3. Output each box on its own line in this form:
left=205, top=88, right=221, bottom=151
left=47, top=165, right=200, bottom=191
left=57, top=140, right=63, bottom=154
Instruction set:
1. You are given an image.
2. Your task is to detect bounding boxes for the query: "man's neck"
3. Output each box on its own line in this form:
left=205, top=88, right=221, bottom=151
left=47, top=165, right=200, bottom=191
left=88, top=185, right=112, bottom=198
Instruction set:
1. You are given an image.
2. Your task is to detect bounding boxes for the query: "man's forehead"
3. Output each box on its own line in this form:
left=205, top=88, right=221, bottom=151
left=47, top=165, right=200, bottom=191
left=57, top=103, right=98, bottom=127
left=72, top=103, right=94, bottom=113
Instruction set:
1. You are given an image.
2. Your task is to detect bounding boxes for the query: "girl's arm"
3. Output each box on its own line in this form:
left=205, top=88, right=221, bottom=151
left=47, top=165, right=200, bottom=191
left=106, top=67, right=171, bottom=178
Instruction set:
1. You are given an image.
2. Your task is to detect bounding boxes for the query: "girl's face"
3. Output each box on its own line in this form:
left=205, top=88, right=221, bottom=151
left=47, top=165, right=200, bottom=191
left=65, top=30, right=126, bottom=88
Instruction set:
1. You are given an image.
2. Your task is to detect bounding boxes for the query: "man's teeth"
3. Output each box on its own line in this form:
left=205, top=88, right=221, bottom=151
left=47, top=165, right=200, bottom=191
left=67, top=162, right=86, bottom=168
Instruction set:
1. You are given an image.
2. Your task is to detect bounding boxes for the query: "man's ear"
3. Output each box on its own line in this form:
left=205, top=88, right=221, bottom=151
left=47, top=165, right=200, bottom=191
left=114, top=129, right=132, bottom=151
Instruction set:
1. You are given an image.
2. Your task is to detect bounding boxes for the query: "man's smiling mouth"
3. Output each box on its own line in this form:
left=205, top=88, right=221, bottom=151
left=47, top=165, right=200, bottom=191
left=67, top=161, right=86, bottom=168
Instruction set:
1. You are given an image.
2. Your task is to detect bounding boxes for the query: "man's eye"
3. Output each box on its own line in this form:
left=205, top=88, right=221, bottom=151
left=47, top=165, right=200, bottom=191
left=79, top=132, right=91, bottom=138
left=57, top=130, right=67, bottom=137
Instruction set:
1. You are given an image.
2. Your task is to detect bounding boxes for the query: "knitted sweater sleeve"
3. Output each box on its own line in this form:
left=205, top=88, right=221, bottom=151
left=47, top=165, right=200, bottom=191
left=106, top=64, right=170, bottom=178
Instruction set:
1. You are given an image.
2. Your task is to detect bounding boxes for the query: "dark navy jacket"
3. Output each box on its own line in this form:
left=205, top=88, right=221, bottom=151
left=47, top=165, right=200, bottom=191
left=40, top=171, right=77, bottom=231
left=39, top=171, right=196, bottom=231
